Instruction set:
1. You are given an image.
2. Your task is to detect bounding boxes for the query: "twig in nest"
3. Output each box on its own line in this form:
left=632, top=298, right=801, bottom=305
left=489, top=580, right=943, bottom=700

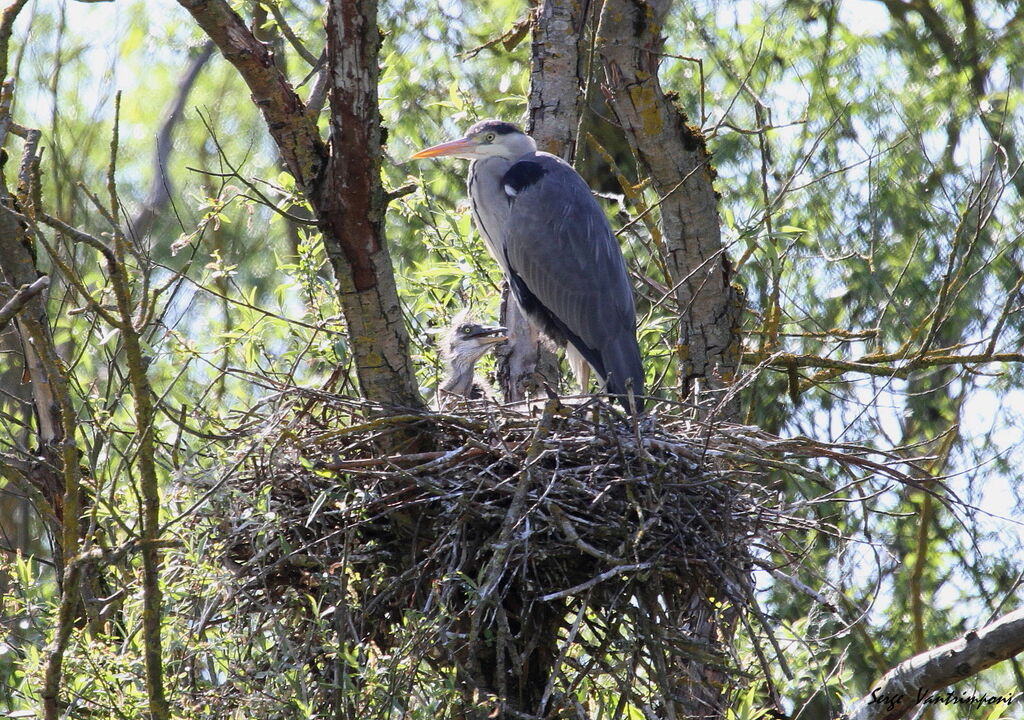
left=540, top=563, right=654, bottom=602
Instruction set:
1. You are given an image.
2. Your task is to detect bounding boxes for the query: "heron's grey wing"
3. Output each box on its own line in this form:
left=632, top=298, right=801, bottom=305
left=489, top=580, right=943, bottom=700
left=501, top=153, right=644, bottom=400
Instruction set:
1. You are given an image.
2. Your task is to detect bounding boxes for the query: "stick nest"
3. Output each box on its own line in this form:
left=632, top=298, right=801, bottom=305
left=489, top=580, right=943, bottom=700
left=225, top=397, right=769, bottom=599
left=212, top=394, right=818, bottom=715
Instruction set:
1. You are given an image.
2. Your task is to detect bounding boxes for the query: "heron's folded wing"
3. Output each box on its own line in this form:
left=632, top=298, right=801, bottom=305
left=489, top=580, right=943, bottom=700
left=501, top=153, right=643, bottom=396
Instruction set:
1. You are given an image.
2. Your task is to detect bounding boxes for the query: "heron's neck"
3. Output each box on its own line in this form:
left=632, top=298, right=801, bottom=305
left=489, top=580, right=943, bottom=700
left=469, top=156, right=512, bottom=183
left=441, top=359, right=478, bottom=398
left=469, top=150, right=534, bottom=177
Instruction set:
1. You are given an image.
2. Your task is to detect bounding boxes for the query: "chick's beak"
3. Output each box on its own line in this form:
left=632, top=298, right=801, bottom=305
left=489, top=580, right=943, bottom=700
left=469, top=326, right=508, bottom=344
left=410, top=136, right=476, bottom=159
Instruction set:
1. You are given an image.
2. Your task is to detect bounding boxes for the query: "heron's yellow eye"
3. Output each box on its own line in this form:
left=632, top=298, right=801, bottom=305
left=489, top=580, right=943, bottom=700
left=459, top=324, right=472, bottom=334
left=483, top=132, right=496, bottom=142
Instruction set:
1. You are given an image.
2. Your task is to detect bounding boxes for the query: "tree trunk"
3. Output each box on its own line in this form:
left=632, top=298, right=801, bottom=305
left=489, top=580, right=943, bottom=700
left=597, top=0, right=742, bottom=417
left=316, top=0, right=422, bottom=411
left=177, top=0, right=424, bottom=411
left=0, top=159, right=65, bottom=536
left=527, top=0, right=586, bottom=159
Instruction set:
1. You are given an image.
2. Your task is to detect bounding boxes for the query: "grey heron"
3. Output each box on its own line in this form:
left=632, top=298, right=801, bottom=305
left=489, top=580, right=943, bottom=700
left=437, top=314, right=507, bottom=407
left=412, top=120, right=644, bottom=411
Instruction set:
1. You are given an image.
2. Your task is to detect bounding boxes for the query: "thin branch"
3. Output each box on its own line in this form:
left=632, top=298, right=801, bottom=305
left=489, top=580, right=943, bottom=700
left=304, top=55, right=329, bottom=117
left=35, top=210, right=116, bottom=265
left=105, top=96, right=170, bottom=720
left=743, top=349, right=1024, bottom=384
left=262, top=0, right=320, bottom=66
left=0, top=0, right=29, bottom=80
left=540, top=563, right=654, bottom=602
left=176, top=0, right=326, bottom=190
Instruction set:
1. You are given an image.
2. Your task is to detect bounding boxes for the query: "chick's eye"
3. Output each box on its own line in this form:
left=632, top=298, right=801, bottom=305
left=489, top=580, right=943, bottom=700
left=483, top=132, right=496, bottom=142
left=459, top=324, right=472, bottom=334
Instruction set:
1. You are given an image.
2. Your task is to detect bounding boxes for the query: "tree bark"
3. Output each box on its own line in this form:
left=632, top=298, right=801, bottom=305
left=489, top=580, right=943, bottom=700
left=176, top=0, right=423, bottom=411
left=845, top=606, right=1024, bottom=720
left=0, top=151, right=65, bottom=523
left=527, top=0, right=586, bottom=159
left=596, top=0, right=742, bottom=416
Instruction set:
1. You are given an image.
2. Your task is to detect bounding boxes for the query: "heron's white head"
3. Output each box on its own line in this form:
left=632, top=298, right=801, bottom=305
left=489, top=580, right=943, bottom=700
left=411, top=119, right=536, bottom=161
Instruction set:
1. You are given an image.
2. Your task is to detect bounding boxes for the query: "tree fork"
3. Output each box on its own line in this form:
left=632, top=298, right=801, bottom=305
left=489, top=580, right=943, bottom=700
left=316, top=0, right=422, bottom=412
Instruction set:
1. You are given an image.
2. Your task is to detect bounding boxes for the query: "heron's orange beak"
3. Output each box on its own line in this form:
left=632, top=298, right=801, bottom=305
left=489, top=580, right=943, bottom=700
left=410, top=136, right=475, bottom=159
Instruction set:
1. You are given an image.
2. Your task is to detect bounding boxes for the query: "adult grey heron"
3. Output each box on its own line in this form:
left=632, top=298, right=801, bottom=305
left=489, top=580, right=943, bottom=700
left=412, top=120, right=645, bottom=411
left=436, top=314, right=507, bottom=407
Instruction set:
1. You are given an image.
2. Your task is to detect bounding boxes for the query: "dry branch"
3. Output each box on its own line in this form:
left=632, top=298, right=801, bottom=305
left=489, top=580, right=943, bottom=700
left=104, top=96, right=170, bottom=720
left=215, top=398, right=762, bottom=716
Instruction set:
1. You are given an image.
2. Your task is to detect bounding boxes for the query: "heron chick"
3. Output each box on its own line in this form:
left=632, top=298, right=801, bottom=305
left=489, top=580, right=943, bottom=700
left=437, top=316, right=508, bottom=407
left=412, top=120, right=644, bottom=411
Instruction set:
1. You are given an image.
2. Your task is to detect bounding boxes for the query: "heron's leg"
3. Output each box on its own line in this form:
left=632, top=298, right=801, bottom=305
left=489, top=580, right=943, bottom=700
left=565, top=344, right=593, bottom=393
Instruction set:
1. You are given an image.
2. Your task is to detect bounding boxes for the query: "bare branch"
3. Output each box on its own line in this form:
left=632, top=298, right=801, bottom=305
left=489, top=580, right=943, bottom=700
left=0, top=274, right=48, bottom=331
left=744, top=349, right=1024, bottom=385
left=0, top=0, right=30, bottom=80
left=105, top=96, right=170, bottom=720
left=36, top=210, right=117, bottom=265
left=262, top=0, right=320, bottom=67
left=303, top=55, right=329, bottom=116
left=460, top=13, right=530, bottom=59
left=845, top=606, right=1024, bottom=720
